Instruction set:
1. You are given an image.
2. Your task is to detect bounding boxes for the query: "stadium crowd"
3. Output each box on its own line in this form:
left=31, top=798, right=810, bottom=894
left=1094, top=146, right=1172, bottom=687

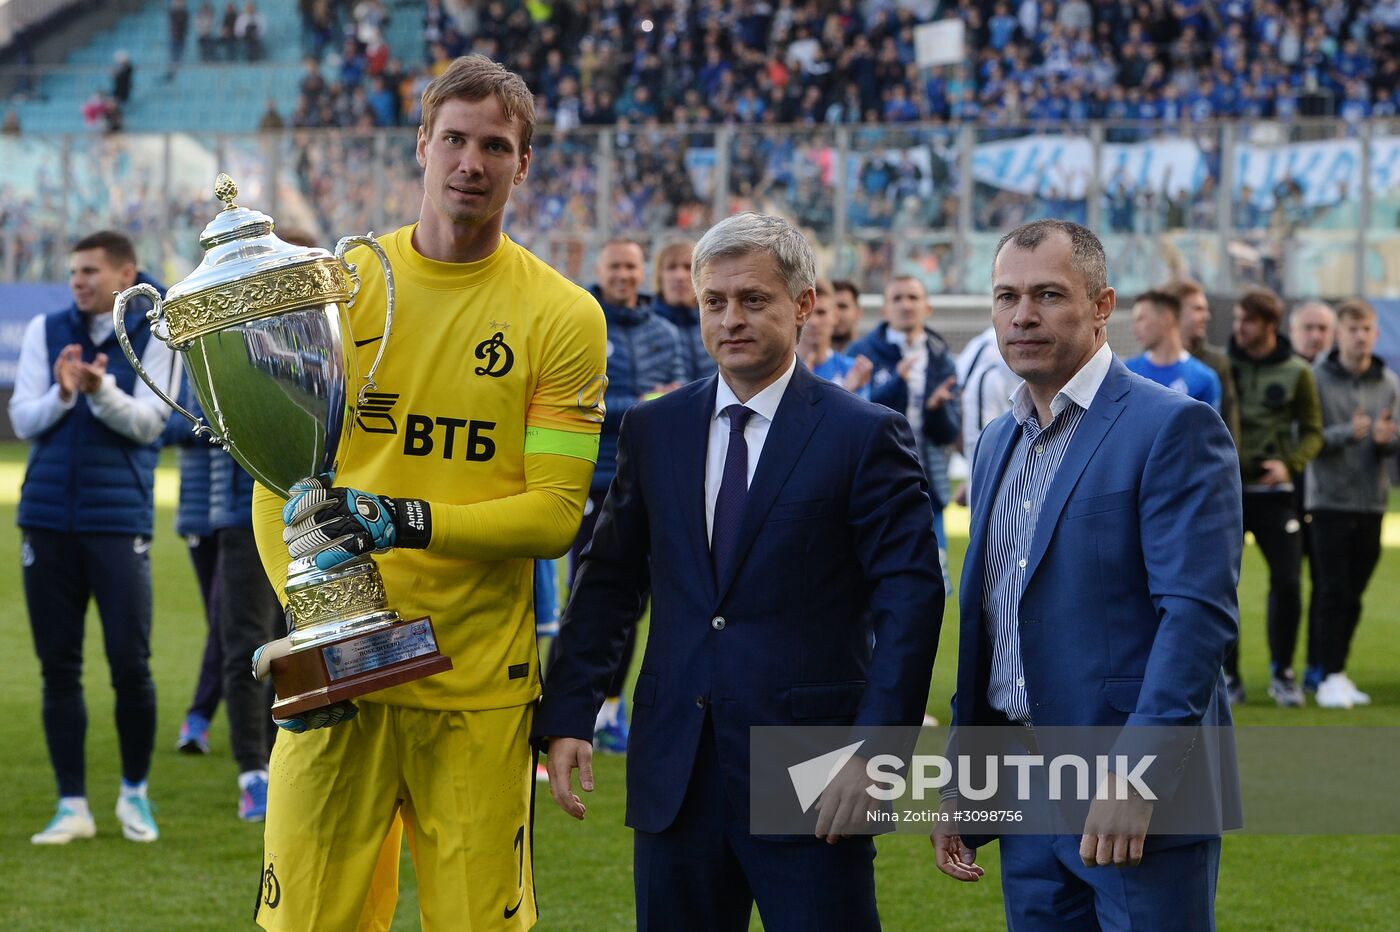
left=9, top=2, right=1390, bottom=291
left=287, top=0, right=1400, bottom=131
left=245, top=0, right=1392, bottom=256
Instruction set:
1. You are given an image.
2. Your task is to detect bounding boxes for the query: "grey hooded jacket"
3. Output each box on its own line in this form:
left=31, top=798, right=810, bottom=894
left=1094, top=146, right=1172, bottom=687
left=1305, top=349, right=1400, bottom=513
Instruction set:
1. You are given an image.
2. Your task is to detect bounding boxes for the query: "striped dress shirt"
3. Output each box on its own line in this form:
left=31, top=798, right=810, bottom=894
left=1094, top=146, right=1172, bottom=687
left=983, top=342, right=1113, bottom=723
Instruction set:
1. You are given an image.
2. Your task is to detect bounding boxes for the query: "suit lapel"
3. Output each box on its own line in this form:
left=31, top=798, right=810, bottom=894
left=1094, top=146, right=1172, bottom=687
left=964, top=419, right=1019, bottom=579
left=715, top=366, right=825, bottom=602
left=1019, top=361, right=1131, bottom=592
left=960, top=416, right=1019, bottom=627
left=673, top=376, right=719, bottom=598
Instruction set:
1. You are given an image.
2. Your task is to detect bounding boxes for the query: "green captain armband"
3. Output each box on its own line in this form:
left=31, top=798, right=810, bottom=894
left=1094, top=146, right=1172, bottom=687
left=524, top=426, right=600, bottom=463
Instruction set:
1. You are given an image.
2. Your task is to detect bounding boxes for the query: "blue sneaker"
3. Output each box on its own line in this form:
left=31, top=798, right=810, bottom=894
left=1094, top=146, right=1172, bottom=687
left=1303, top=664, right=1324, bottom=694
left=116, top=794, right=159, bottom=842
left=594, top=698, right=629, bottom=754
left=239, top=772, right=269, bottom=822
left=177, top=712, right=211, bottom=754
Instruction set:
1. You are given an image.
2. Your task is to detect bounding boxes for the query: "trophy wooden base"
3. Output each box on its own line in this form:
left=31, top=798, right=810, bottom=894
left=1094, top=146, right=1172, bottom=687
left=268, top=615, right=453, bottom=718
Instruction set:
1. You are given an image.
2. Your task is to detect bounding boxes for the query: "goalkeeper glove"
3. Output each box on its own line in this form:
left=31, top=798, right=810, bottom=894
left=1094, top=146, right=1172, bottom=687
left=282, top=474, right=432, bottom=571
left=272, top=700, right=359, bottom=733
left=249, top=642, right=361, bottom=733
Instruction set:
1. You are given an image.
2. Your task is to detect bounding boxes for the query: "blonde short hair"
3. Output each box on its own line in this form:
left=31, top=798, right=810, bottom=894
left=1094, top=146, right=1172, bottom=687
left=653, top=239, right=694, bottom=295
left=1336, top=298, right=1375, bottom=324
left=420, top=54, right=536, bottom=150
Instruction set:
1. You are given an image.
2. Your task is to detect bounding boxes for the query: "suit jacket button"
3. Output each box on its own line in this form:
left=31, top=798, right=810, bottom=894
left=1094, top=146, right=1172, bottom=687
left=711, top=616, right=726, bottom=630
left=695, top=695, right=707, bottom=709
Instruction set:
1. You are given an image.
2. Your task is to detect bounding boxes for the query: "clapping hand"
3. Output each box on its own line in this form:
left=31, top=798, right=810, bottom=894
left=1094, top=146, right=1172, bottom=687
left=1351, top=405, right=1373, bottom=440
left=843, top=355, right=874, bottom=392
left=52, top=344, right=83, bottom=402
left=1373, top=407, right=1397, bottom=445
left=76, top=352, right=108, bottom=395
left=926, top=375, right=958, bottom=411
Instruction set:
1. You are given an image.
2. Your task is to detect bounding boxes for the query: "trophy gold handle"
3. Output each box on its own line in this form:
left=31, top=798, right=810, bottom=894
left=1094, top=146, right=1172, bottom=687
left=112, top=283, right=229, bottom=450
left=334, top=233, right=396, bottom=409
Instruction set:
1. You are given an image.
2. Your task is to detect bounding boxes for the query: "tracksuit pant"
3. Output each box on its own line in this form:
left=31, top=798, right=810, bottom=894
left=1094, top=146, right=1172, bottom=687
left=184, top=533, right=223, bottom=721
left=22, top=529, right=156, bottom=797
left=1226, top=491, right=1304, bottom=679
left=1308, top=511, right=1383, bottom=675
left=215, top=527, right=279, bottom=772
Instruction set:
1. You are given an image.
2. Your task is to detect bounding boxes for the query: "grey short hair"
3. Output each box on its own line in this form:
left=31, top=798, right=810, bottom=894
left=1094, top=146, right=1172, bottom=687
left=691, top=212, right=816, bottom=300
left=992, top=219, right=1108, bottom=300
left=1291, top=299, right=1336, bottom=322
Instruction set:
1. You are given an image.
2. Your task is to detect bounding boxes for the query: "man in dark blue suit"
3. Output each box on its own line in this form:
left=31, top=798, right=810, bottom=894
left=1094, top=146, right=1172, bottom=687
left=931, top=220, right=1242, bottom=930
left=534, top=213, right=944, bottom=931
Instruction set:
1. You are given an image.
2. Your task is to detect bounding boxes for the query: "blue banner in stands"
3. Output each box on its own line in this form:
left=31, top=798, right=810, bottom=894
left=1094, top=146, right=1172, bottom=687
left=0, top=285, right=71, bottom=389
left=970, top=134, right=1400, bottom=211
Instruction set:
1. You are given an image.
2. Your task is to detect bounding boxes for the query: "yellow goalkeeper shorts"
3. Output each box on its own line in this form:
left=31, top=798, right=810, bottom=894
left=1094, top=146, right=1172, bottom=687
left=254, top=700, right=538, bottom=931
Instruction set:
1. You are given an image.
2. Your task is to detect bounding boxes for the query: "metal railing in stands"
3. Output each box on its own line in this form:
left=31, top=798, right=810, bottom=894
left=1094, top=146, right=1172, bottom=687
left=4, top=118, right=1400, bottom=300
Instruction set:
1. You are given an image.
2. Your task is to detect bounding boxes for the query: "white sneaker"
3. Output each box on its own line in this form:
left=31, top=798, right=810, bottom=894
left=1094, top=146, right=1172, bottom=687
left=1315, top=674, right=1354, bottom=709
left=1338, top=673, right=1371, bottom=706
left=31, top=803, right=97, bottom=845
left=115, top=794, right=159, bottom=842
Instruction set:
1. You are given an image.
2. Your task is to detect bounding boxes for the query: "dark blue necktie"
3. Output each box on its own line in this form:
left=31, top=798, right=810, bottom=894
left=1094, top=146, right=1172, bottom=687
left=711, top=404, right=754, bottom=578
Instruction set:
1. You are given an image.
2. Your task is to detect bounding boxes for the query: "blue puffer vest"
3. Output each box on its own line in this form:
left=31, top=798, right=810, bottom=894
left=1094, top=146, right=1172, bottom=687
left=17, top=274, right=165, bottom=535
left=166, top=384, right=213, bottom=538
left=208, top=448, right=257, bottom=531
left=654, top=299, right=717, bottom=383
left=592, top=286, right=685, bottom=492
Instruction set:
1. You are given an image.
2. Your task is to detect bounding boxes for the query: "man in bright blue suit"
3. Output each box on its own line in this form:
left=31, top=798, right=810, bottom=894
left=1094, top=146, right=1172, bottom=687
left=931, top=220, right=1242, bottom=930
left=535, top=213, right=944, bottom=932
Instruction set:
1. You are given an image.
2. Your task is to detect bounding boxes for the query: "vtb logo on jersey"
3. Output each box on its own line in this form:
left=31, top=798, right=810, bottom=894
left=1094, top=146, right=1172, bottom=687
left=475, top=325, right=515, bottom=378
left=357, top=392, right=400, bottom=434
left=353, top=391, right=499, bottom=462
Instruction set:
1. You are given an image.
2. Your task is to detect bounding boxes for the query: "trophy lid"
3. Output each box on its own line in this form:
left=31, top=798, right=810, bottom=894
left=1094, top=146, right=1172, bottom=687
left=198, top=172, right=276, bottom=249
left=161, top=173, right=352, bottom=345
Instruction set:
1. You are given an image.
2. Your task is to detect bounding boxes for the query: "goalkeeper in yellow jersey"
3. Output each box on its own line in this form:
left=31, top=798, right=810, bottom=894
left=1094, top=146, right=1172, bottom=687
left=249, top=55, right=606, bottom=932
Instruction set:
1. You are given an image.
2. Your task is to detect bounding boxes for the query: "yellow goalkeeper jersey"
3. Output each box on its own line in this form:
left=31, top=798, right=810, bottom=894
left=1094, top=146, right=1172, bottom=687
left=252, top=225, right=607, bottom=710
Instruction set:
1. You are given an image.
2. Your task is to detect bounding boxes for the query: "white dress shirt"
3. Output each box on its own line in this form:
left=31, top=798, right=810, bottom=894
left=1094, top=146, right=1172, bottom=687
left=885, top=326, right=928, bottom=434
left=704, top=355, right=798, bottom=543
left=1007, top=340, right=1113, bottom=424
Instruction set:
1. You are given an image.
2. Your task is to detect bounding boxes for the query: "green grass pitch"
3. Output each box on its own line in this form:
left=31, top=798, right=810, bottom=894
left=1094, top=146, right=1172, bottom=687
left=1, top=444, right=1398, bottom=929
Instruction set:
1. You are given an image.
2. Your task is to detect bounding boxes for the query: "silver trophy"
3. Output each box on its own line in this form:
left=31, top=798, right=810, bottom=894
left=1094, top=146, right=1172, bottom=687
left=113, top=173, right=450, bottom=718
